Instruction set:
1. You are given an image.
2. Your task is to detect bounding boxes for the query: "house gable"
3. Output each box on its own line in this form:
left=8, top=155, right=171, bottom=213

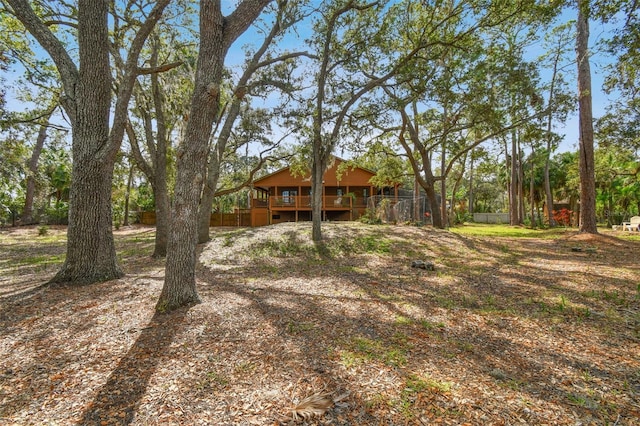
left=253, top=158, right=375, bottom=188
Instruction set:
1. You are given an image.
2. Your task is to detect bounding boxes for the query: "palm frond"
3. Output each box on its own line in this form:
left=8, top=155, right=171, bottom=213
left=289, top=392, right=333, bottom=421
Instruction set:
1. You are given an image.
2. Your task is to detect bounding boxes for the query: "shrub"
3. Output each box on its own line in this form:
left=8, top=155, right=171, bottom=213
left=552, top=208, right=572, bottom=227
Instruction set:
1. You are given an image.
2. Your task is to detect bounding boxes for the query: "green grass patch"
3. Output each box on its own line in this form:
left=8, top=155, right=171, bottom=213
left=394, top=315, right=413, bottom=326
left=14, top=254, right=64, bottom=267
left=286, top=320, right=315, bottom=334
left=420, top=319, right=446, bottom=331
left=200, top=371, right=228, bottom=389
left=352, top=234, right=392, bottom=254
left=450, top=223, right=567, bottom=238
left=395, top=373, right=454, bottom=419
left=338, top=336, right=409, bottom=368
left=404, top=373, right=452, bottom=394
left=583, top=289, right=632, bottom=307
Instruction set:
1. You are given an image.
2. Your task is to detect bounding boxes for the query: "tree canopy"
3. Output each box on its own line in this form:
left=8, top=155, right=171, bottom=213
left=1, top=0, right=639, bottom=309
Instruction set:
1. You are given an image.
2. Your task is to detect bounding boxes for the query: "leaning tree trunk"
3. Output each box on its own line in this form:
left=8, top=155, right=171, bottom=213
left=198, top=162, right=221, bottom=244
left=423, top=181, right=442, bottom=228
left=158, top=0, right=271, bottom=312
left=22, top=117, right=51, bottom=225
left=123, top=163, right=134, bottom=226
left=576, top=0, right=598, bottom=234
left=158, top=31, right=224, bottom=311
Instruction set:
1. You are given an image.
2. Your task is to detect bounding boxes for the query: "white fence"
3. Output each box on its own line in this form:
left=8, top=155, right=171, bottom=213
left=473, top=213, right=509, bottom=224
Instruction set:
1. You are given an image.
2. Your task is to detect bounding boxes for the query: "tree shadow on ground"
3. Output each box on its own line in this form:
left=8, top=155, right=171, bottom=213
left=194, top=224, right=640, bottom=423
left=78, top=307, right=189, bottom=426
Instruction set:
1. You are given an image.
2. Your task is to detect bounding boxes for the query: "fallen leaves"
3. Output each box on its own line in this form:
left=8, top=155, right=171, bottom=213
left=0, top=224, right=639, bottom=425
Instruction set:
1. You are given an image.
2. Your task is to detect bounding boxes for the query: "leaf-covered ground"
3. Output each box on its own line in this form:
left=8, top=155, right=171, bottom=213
left=1, top=223, right=639, bottom=425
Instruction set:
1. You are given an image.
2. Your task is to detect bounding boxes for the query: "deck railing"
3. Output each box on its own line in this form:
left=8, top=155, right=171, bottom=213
left=267, top=195, right=366, bottom=209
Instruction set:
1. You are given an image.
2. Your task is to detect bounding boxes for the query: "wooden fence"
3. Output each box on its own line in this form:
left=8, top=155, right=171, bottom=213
left=139, top=210, right=251, bottom=227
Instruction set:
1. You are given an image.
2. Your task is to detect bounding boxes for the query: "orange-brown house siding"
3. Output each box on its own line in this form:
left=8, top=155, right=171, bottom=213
left=250, top=158, right=393, bottom=227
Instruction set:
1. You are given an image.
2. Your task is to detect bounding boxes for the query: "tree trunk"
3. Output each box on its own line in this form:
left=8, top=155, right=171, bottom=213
left=311, top=154, right=325, bottom=242
left=509, top=129, right=519, bottom=225
left=159, top=5, right=225, bottom=312
left=468, top=149, right=475, bottom=215
left=440, top=98, right=449, bottom=227
left=22, top=117, right=51, bottom=225
left=530, top=156, right=536, bottom=228
left=153, top=177, right=170, bottom=257
left=8, top=0, right=171, bottom=284
left=50, top=0, right=123, bottom=284
left=51, top=159, right=123, bottom=284
left=123, top=162, right=134, bottom=226
left=440, top=145, right=447, bottom=227
left=543, top=49, right=560, bottom=227
left=543, top=151, right=555, bottom=226
left=576, top=0, right=598, bottom=234
left=198, top=159, right=220, bottom=243
left=197, top=21, right=269, bottom=244
left=518, top=137, right=525, bottom=224
left=151, top=46, right=170, bottom=257
left=424, top=183, right=441, bottom=227
left=158, top=0, right=270, bottom=312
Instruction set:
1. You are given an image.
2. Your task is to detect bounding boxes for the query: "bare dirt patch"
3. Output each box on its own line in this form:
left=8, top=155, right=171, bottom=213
left=1, top=223, right=639, bottom=425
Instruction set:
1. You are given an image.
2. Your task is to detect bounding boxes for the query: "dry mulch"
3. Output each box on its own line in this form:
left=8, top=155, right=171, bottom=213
left=0, top=223, right=639, bottom=425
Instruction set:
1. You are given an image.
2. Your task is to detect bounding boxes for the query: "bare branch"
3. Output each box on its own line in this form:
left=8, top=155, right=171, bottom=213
left=136, top=61, right=183, bottom=75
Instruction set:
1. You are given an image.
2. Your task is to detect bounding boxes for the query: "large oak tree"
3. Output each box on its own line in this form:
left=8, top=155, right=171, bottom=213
left=157, top=0, right=272, bottom=312
left=4, top=0, right=172, bottom=284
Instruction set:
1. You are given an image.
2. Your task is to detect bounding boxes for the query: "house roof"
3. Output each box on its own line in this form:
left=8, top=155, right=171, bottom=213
left=253, top=157, right=377, bottom=188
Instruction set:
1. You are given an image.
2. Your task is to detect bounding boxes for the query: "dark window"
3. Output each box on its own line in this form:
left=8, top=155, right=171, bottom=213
left=282, top=190, right=297, bottom=204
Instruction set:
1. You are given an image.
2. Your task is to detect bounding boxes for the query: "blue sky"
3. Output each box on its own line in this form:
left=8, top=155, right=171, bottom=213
left=1, top=2, right=623, bottom=156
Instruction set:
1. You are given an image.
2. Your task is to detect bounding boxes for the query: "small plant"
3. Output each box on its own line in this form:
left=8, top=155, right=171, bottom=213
left=201, top=371, right=228, bottom=389
left=339, top=350, right=366, bottom=368
left=358, top=209, right=382, bottom=225
left=38, top=225, right=49, bottom=236
left=404, top=373, right=452, bottom=394
left=420, top=319, right=446, bottom=331
left=234, top=361, right=256, bottom=375
left=394, top=315, right=413, bottom=326
left=346, top=336, right=409, bottom=367
left=558, top=295, right=568, bottom=311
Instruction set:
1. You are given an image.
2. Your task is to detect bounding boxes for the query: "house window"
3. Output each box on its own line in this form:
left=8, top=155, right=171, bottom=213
left=337, top=188, right=343, bottom=196
left=282, top=190, right=297, bottom=204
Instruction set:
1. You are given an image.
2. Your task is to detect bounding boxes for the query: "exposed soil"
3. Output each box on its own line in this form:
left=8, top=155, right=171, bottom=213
left=0, top=223, right=639, bottom=425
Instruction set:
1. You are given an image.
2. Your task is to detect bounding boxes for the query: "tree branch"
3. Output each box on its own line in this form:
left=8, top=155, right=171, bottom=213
left=136, top=61, right=183, bottom=75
